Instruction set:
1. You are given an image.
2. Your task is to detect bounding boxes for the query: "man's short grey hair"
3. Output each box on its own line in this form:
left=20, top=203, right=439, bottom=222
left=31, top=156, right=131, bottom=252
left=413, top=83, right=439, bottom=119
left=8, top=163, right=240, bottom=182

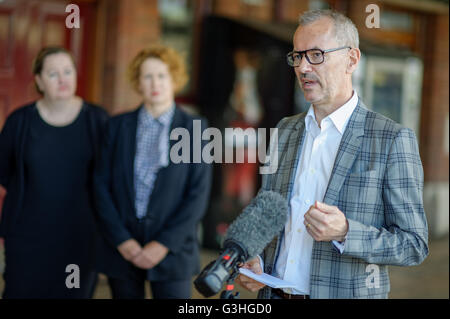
left=299, top=9, right=359, bottom=49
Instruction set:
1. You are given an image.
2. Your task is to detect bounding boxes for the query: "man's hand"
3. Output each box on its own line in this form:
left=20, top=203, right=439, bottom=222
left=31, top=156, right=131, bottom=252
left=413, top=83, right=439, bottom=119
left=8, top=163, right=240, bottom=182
left=117, top=238, right=143, bottom=261
left=235, top=257, right=266, bottom=292
left=304, top=201, right=348, bottom=242
left=131, top=241, right=169, bottom=270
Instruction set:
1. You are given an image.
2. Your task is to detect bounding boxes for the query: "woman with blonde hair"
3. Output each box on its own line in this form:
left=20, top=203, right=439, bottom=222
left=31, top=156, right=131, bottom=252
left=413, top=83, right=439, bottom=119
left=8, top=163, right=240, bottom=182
left=94, top=44, right=212, bottom=299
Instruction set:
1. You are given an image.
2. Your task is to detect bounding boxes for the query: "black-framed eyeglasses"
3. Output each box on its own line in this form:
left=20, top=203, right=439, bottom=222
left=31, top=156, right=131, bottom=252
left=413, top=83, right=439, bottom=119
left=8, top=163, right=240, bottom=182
left=286, top=46, right=351, bottom=66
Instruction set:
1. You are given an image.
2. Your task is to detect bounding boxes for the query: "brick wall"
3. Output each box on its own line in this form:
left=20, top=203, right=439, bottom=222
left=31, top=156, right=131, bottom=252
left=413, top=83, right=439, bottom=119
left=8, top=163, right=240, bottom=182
left=212, top=0, right=274, bottom=21
left=420, top=13, right=449, bottom=237
left=276, top=0, right=309, bottom=23
left=420, top=13, right=449, bottom=182
left=101, top=0, right=160, bottom=114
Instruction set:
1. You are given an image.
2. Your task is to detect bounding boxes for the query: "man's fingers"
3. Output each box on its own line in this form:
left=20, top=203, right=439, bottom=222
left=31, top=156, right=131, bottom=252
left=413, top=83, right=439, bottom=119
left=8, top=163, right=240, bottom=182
left=249, top=261, right=263, bottom=275
left=304, top=216, right=324, bottom=241
left=246, top=283, right=265, bottom=292
left=236, top=257, right=264, bottom=291
left=304, top=211, right=323, bottom=229
left=236, top=275, right=265, bottom=292
left=251, top=267, right=263, bottom=275
left=240, top=257, right=261, bottom=272
left=239, top=273, right=264, bottom=285
left=304, top=213, right=317, bottom=226
left=305, top=221, right=317, bottom=237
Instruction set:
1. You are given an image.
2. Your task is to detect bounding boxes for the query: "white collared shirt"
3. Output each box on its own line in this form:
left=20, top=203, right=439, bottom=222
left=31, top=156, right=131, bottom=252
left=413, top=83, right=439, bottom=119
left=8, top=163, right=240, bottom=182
left=273, top=91, right=358, bottom=295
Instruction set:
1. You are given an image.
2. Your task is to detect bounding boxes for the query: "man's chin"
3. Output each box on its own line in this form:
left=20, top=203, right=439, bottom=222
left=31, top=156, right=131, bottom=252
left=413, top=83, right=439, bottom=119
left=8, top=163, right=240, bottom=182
left=303, top=94, right=320, bottom=104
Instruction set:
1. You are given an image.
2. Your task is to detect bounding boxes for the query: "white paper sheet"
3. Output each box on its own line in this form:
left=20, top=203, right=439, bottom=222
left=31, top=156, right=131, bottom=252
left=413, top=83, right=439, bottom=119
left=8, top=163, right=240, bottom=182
left=238, top=268, right=297, bottom=289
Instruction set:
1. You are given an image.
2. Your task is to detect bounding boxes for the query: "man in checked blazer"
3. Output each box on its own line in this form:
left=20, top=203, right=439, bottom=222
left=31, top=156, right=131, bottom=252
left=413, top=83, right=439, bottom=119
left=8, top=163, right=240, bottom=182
left=236, top=9, right=428, bottom=299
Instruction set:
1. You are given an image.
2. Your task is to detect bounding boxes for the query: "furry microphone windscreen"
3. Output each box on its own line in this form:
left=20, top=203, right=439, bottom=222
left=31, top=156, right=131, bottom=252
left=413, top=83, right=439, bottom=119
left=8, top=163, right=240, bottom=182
left=224, top=190, right=288, bottom=258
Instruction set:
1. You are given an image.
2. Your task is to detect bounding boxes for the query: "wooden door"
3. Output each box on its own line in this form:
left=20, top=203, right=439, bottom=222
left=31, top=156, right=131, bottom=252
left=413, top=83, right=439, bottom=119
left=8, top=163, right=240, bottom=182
left=0, top=0, right=97, bottom=126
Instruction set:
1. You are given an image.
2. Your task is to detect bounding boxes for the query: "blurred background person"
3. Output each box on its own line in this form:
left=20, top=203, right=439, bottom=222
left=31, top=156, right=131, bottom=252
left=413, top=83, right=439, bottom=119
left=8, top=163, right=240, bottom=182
left=223, top=48, right=263, bottom=208
left=94, top=44, right=212, bottom=299
left=0, top=46, right=108, bottom=298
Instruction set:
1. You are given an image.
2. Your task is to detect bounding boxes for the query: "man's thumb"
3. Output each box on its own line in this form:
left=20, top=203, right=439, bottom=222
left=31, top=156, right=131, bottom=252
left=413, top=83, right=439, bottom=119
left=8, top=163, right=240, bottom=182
left=315, top=201, right=333, bottom=213
left=250, top=258, right=263, bottom=275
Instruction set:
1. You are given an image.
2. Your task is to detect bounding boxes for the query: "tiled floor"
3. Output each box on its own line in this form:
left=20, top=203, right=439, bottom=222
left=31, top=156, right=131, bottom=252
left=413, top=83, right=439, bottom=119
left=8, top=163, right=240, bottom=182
left=1, top=236, right=448, bottom=299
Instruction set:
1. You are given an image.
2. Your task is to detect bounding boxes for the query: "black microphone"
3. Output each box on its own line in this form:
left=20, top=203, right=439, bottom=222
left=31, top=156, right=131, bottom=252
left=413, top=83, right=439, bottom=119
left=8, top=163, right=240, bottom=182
left=194, top=190, right=288, bottom=298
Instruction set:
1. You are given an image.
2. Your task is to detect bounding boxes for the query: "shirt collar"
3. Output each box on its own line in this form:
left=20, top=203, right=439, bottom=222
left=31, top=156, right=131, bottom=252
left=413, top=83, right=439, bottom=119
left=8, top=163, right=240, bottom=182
left=305, top=90, right=358, bottom=135
left=305, top=106, right=317, bottom=133
left=139, top=103, right=175, bottom=127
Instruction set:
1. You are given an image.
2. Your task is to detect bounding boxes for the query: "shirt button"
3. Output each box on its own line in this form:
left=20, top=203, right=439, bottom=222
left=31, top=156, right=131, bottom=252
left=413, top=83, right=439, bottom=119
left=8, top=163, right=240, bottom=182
left=297, top=228, right=302, bottom=233
left=290, top=260, right=294, bottom=264
left=310, top=168, right=315, bottom=174
left=305, top=199, right=311, bottom=205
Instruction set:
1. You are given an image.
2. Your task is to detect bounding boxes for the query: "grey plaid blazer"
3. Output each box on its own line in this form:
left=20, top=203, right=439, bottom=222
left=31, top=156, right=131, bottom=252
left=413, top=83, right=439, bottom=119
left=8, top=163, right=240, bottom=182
left=257, top=100, right=429, bottom=299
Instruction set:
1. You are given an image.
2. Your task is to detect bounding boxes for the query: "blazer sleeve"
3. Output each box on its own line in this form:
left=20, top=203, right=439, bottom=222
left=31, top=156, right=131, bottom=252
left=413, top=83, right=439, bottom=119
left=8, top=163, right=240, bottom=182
left=93, top=120, right=133, bottom=247
left=154, top=119, right=213, bottom=254
left=342, top=128, right=429, bottom=266
left=0, top=115, right=15, bottom=188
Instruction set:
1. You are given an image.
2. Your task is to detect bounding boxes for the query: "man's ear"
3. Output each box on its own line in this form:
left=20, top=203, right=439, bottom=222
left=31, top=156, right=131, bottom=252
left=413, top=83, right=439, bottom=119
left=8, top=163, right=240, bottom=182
left=347, top=48, right=361, bottom=74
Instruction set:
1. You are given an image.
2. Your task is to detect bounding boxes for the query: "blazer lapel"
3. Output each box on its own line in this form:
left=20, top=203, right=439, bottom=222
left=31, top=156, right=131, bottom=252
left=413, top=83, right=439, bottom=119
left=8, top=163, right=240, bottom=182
left=266, top=114, right=306, bottom=273
left=323, top=102, right=367, bottom=206
left=145, top=106, right=184, bottom=216
left=269, top=114, right=306, bottom=200
left=123, top=107, right=140, bottom=208
left=285, top=117, right=306, bottom=200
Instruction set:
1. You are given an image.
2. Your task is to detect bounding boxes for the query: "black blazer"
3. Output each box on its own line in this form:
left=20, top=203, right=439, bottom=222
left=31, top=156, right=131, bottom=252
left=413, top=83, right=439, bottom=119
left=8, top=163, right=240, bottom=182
left=0, top=102, right=109, bottom=238
left=93, top=105, right=212, bottom=281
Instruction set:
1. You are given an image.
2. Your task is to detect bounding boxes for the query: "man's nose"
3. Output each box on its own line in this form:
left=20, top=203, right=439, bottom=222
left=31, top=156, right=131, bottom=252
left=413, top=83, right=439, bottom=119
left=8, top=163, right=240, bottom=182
left=298, top=54, right=313, bottom=73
